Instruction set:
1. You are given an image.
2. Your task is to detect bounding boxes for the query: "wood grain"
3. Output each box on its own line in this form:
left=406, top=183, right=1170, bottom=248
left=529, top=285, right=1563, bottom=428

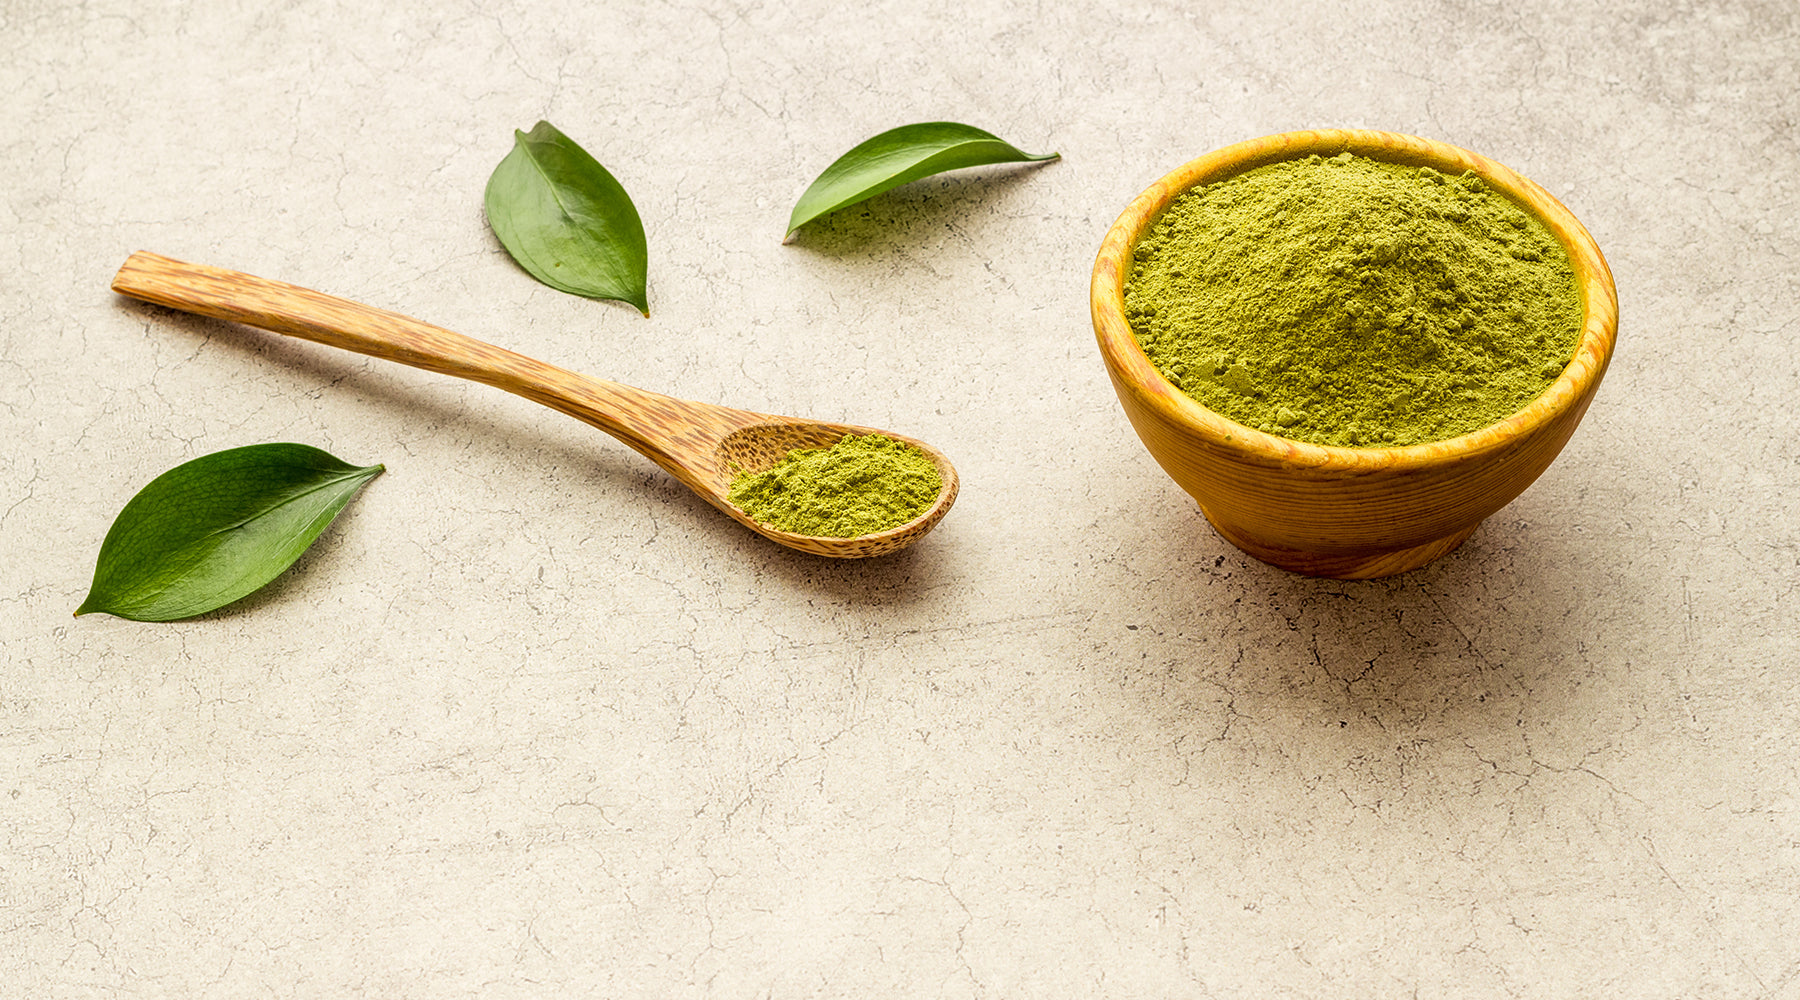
left=1089, top=130, right=1619, bottom=578
left=112, top=252, right=958, bottom=558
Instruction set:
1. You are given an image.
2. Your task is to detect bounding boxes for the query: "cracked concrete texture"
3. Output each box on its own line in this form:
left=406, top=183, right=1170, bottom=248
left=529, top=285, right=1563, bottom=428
left=4, top=0, right=1798, bottom=996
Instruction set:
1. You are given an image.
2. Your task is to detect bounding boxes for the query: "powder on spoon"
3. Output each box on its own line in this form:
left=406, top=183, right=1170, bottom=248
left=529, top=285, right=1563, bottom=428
left=728, top=433, right=942, bottom=538
left=1124, top=152, right=1584, bottom=447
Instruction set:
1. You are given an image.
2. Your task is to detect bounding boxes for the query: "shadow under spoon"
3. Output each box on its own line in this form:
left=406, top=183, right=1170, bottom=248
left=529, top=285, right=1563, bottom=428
left=111, top=251, right=959, bottom=558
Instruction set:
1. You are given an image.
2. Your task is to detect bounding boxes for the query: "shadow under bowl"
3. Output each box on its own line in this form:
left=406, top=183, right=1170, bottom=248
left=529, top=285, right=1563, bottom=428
left=1090, top=129, right=1618, bottom=579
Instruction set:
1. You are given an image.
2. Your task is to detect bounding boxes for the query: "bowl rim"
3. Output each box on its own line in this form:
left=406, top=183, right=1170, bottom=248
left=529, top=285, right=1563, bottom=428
left=1090, top=129, right=1619, bottom=473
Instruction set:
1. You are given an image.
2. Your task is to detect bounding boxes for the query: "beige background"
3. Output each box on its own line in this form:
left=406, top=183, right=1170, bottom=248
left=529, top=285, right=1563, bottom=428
left=4, top=1, right=1797, bottom=996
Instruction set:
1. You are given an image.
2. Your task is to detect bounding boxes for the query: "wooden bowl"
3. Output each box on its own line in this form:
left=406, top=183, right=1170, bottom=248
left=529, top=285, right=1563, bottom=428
left=1090, top=130, right=1618, bottom=578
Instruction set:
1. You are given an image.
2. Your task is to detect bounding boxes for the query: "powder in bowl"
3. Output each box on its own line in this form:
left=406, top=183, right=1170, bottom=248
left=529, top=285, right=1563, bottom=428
left=728, top=433, right=943, bottom=538
left=1124, top=152, right=1584, bottom=447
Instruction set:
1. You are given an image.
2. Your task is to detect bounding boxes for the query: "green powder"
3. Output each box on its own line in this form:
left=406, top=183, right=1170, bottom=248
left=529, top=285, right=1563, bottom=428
left=728, top=433, right=942, bottom=538
left=1124, top=152, right=1584, bottom=447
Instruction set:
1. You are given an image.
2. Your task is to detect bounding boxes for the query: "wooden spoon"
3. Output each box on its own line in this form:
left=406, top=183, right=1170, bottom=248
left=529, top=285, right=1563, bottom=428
left=111, top=251, right=958, bottom=558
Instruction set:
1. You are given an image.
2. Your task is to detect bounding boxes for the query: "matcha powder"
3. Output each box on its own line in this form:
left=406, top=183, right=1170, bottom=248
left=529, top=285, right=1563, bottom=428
left=1124, top=152, right=1584, bottom=447
left=729, top=433, right=942, bottom=538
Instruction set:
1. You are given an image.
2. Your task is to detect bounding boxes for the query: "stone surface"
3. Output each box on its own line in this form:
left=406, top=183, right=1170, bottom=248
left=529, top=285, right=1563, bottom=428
left=4, top=1, right=1797, bottom=997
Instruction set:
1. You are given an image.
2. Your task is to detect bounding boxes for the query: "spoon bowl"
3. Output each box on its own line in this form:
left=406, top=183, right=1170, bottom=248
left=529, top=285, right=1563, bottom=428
left=111, top=251, right=958, bottom=558
left=710, top=422, right=956, bottom=557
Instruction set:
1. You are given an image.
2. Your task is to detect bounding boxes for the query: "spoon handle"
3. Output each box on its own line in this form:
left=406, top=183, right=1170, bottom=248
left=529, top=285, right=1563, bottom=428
left=111, top=251, right=760, bottom=490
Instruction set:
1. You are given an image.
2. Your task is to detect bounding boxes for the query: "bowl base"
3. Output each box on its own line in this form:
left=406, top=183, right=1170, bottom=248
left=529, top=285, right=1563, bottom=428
left=1201, top=507, right=1478, bottom=579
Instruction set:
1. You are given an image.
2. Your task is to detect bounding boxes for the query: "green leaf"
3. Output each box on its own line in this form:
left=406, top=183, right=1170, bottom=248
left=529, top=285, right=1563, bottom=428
left=485, top=120, right=650, bottom=315
left=786, top=121, right=1059, bottom=240
left=75, top=444, right=384, bottom=622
